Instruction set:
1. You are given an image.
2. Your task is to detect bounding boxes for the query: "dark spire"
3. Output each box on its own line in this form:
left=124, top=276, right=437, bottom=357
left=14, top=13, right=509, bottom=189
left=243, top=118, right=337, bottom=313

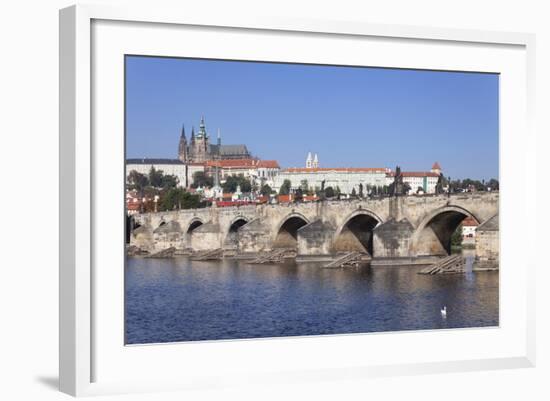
left=191, top=126, right=195, bottom=142
left=180, top=124, right=186, bottom=139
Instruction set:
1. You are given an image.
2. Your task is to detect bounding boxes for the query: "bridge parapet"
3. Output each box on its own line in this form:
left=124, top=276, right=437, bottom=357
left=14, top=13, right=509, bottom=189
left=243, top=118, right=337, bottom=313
left=129, top=192, right=499, bottom=259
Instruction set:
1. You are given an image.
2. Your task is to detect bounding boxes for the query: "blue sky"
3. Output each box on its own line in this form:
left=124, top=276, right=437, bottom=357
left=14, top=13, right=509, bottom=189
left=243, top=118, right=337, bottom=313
left=125, top=56, right=499, bottom=180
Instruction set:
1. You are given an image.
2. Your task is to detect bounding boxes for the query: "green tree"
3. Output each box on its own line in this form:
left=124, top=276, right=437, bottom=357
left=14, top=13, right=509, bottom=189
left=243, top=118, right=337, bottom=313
left=148, top=166, right=164, bottom=188
left=161, top=174, right=179, bottom=189
left=325, top=186, right=335, bottom=198
left=279, top=179, right=292, bottom=195
left=127, top=170, right=148, bottom=192
left=351, top=188, right=357, bottom=197
left=159, top=188, right=202, bottom=211
left=487, top=178, right=499, bottom=190
left=260, top=184, right=273, bottom=196
left=300, top=179, right=309, bottom=192
left=191, top=171, right=213, bottom=188
left=223, top=174, right=252, bottom=193
left=451, top=224, right=463, bottom=247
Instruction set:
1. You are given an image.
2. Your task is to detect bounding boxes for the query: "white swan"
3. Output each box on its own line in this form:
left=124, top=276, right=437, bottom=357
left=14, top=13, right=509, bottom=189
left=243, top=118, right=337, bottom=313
left=441, top=306, right=447, bottom=317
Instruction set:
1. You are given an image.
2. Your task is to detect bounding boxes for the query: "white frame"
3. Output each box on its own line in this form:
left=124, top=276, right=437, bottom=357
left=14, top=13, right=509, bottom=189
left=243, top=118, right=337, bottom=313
left=59, top=4, right=536, bottom=397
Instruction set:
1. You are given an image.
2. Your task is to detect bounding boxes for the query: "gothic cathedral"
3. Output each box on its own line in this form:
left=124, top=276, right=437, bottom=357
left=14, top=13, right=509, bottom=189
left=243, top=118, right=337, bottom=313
left=178, top=117, right=251, bottom=163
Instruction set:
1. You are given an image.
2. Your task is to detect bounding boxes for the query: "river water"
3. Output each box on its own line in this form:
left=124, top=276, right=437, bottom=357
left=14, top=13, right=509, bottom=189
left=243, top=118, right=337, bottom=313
left=125, top=252, right=498, bottom=344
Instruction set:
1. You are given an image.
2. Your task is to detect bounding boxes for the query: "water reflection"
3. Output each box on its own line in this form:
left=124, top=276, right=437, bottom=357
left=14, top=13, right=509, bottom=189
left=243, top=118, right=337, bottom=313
left=125, top=254, right=499, bottom=344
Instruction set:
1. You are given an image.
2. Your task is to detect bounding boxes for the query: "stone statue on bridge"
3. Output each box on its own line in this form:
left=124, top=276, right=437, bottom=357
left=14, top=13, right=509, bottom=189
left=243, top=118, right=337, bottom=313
left=435, top=173, right=445, bottom=195
left=389, top=166, right=409, bottom=196
left=319, top=179, right=326, bottom=201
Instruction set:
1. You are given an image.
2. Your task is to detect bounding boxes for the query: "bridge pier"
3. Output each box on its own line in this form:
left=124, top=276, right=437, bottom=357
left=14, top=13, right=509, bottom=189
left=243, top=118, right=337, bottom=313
left=189, top=222, right=222, bottom=251
left=237, top=218, right=273, bottom=253
left=152, top=221, right=184, bottom=251
left=372, top=218, right=415, bottom=258
left=296, top=220, right=335, bottom=256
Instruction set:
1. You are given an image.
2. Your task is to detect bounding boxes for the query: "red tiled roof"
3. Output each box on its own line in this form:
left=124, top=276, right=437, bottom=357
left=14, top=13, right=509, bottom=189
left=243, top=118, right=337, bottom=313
left=402, top=172, right=440, bottom=177
left=127, top=203, right=141, bottom=211
left=462, top=217, right=479, bottom=226
left=386, top=171, right=440, bottom=177
left=256, top=160, right=280, bottom=168
left=206, top=159, right=280, bottom=169
left=283, top=167, right=387, bottom=173
left=278, top=194, right=293, bottom=203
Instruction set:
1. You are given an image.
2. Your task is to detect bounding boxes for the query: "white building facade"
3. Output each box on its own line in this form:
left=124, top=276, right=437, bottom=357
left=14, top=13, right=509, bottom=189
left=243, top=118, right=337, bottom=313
left=205, top=159, right=280, bottom=188
left=274, top=155, right=443, bottom=196
left=126, top=158, right=205, bottom=188
left=385, top=162, right=442, bottom=194
left=385, top=172, right=440, bottom=194
left=273, top=167, right=389, bottom=195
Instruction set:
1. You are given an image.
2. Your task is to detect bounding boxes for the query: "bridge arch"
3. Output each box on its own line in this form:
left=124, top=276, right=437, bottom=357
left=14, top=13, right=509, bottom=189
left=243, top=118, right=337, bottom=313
left=333, top=209, right=383, bottom=255
left=410, top=205, right=480, bottom=257
left=273, top=213, right=310, bottom=249
left=186, top=218, right=204, bottom=233
left=224, top=216, right=250, bottom=246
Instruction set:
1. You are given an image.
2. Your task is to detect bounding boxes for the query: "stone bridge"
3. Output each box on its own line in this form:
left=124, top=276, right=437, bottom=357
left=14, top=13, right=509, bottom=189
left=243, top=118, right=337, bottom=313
left=130, top=192, right=499, bottom=259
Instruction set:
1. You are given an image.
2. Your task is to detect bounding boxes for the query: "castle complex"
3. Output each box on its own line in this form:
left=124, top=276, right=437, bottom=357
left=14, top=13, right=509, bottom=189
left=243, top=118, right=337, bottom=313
left=178, top=117, right=251, bottom=163
left=127, top=117, right=257, bottom=188
left=126, top=117, right=442, bottom=195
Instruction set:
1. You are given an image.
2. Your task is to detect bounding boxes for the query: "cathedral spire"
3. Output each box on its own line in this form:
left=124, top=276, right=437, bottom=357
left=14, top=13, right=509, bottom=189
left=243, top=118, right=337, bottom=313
left=191, top=126, right=195, bottom=142
left=178, top=124, right=188, bottom=162
left=306, top=152, right=313, bottom=168
left=198, top=116, right=207, bottom=138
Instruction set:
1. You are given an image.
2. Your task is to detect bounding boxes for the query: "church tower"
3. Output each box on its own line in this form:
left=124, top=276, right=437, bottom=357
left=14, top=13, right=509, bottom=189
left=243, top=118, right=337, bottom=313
left=306, top=152, right=313, bottom=168
left=431, top=162, right=442, bottom=175
left=192, top=117, right=210, bottom=163
left=178, top=124, right=188, bottom=162
left=313, top=153, right=319, bottom=168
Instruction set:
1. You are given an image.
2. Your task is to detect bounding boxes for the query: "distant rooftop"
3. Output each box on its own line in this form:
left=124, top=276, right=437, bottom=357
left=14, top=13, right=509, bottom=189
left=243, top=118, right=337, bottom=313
left=126, top=158, right=205, bottom=166
left=127, top=158, right=183, bottom=165
left=462, top=216, right=479, bottom=227
left=283, top=167, right=388, bottom=173
left=206, top=159, right=280, bottom=169
left=209, top=144, right=250, bottom=157
left=386, top=171, right=440, bottom=178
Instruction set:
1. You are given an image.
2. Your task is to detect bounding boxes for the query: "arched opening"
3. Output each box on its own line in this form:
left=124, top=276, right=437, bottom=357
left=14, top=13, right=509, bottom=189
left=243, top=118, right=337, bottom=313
left=333, top=213, right=379, bottom=255
left=125, top=216, right=141, bottom=243
left=185, top=219, right=204, bottom=249
left=225, top=218, right=249, bottom=245
left=274, top=216, right=309, bottom=249
left=229, top=218, right=248, bottom=233
left=413, top=208, right=478, bottom=256
left=187, top=220, right=203, bottom=233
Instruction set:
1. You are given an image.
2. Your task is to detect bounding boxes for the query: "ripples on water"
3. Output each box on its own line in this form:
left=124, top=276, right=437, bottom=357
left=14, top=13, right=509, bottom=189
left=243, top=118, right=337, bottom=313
left=125, top=253, right=499, bottom=344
